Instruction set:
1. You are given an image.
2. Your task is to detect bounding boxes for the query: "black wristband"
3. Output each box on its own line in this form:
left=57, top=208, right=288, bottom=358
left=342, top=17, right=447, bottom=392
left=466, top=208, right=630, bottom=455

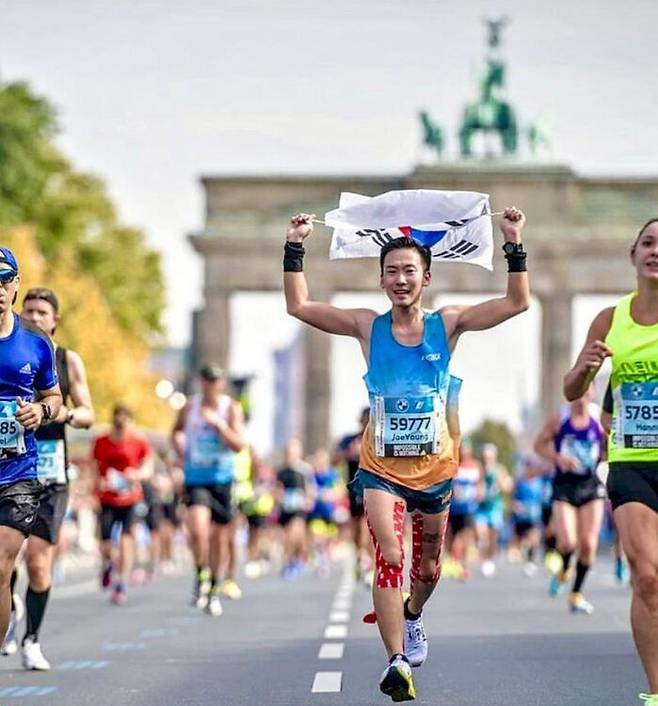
left=504, top=244, right=527, bottom=273
left=283, top=241, right=305, bottom=272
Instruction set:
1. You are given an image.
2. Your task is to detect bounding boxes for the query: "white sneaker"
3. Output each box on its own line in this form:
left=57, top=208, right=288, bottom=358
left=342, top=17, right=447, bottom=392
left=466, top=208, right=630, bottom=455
left=404, top=612, right=428, bottom=668
left=244, top=561, right=261, bottom=579
left=1, top=612, right=18, bottom=656
left=480, top=560, right=496, bottom=578
left=205, top=592, right=224, bottom=617
left=21, top=639, right=51, bottom=671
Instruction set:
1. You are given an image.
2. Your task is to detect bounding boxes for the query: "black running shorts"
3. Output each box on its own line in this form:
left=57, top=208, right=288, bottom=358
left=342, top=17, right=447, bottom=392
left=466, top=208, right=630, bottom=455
left=183, top=483, right=235, bottom=525
left=0, top=479, right=42, bottom=536
left=31, top=483, right=68, bottom=545
left=99, top=504, right=138, bottom=541
left=448, top=512, right=474, bottom=535
left=348, top=488, right=365, bottom=519
left=607, top=462, right=658, bottom=513
left=552, top=475, right=606, bottom=508
left=513, top=519, right=537, bottom=539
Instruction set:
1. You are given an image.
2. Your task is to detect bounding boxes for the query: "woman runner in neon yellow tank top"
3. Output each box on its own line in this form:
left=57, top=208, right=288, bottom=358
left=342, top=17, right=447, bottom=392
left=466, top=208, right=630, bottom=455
left=564, top=218, right=658, bottom=706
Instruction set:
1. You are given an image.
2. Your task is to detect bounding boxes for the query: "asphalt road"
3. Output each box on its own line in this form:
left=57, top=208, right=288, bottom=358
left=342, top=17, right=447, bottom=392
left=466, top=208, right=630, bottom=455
left=0, top=555, right=642, bottom=706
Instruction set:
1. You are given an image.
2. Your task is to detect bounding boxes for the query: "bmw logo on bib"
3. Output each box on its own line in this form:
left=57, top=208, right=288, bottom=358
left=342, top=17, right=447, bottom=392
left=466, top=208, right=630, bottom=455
left=396, top=399, right=409, bottom=413
left=632, top=385, right=643, bottom=398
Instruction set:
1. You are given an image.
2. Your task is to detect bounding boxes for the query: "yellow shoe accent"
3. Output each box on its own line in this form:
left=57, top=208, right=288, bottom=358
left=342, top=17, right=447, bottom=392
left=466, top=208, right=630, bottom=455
left=380, top=661, right=416, bottom=702
left=220, top=580, right=243, bottom=600
left=568, top=592, right=594, bottom=615
left=639, top=694, right=658, bottom=705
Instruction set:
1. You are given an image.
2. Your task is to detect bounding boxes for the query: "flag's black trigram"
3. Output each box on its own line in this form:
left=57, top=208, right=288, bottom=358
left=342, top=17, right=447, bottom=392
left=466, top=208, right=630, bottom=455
left=355, top=229, right=396, bottom=248
left=433, top=239, right=479, bottom=260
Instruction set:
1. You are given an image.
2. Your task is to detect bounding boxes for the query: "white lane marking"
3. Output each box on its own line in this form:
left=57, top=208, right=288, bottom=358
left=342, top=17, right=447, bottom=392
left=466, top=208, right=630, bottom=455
left=318, top=643, right=344, bottom=659
left=329, top=611, right=350, bottom=623
left=324, top=624, right=348, bottom=639
left=332, top=599, right=351, bottom=611
left=0, top=686, right=58, bottom=696
left=312, top=671, right=342, bottom=693
left=335, top=591, right=353, bottom=601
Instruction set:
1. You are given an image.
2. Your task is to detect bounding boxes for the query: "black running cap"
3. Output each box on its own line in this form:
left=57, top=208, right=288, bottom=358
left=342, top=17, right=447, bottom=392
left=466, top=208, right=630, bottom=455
left=199, top=364, right=224, bottom=381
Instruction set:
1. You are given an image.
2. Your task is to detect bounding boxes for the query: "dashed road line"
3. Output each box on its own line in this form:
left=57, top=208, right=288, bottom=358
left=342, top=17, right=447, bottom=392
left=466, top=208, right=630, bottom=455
left=0, top=686, right=58, bottom=697
left=312, top=563, right=355, bottom=694
left=329, top=610, right=349, bottom=623
left=324, top=624, right=348, bottom=639
left=312, top=671, right=343, bottom=693
left=318, top=643, right=345, bottom=659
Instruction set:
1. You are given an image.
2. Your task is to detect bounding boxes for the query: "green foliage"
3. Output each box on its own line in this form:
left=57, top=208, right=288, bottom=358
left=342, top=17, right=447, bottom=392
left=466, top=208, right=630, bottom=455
left=0, top=78, right=164, bottom=341
left=0, top=82, right=60, bottom=224
left=78, top=226, right=165, bottom=340
left=470, top=418, right=517, bottom=472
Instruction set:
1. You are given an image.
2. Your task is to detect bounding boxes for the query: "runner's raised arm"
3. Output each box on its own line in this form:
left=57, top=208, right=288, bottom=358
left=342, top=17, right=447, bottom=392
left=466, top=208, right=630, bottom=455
left=283, top=213, right=376, bottom=342
left=440, top=207, right=530, bottom=345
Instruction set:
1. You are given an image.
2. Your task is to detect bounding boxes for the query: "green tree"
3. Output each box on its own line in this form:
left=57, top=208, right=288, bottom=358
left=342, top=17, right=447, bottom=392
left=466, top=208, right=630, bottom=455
left=0, top=81, right=60, bottom=224
left=470, top=418, right=517, bottom=473
left=0, top=77, right=165, bottom=341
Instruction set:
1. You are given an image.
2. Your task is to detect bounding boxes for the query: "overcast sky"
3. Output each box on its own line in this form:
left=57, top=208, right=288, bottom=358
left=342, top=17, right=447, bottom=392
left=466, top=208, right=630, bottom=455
left=1, top=0, right=657, bottom=347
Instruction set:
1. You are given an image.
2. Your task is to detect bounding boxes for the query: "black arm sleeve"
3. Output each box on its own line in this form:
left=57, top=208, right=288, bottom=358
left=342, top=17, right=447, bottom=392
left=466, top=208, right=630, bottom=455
left=603, top=381, right=613, bottom=415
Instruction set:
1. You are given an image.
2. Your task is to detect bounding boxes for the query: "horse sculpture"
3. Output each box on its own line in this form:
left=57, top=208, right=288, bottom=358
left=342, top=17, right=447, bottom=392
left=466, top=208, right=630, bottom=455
left=418, top=110, right=444, bottom=158
left=459, top=58, right=518, bottom=158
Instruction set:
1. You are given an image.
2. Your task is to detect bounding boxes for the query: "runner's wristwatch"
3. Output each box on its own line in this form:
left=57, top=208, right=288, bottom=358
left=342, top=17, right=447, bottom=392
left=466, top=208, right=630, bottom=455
left=502, top=242, right=524, bottom=255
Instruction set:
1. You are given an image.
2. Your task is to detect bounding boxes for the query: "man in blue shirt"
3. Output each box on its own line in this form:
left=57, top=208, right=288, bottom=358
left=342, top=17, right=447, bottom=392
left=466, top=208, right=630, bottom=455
left=0, top=248, right=61, bottom=643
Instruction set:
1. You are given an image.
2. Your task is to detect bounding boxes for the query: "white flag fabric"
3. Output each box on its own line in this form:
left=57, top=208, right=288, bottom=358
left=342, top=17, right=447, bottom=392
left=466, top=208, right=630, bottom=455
left=326, top=189, right=494, bottom=271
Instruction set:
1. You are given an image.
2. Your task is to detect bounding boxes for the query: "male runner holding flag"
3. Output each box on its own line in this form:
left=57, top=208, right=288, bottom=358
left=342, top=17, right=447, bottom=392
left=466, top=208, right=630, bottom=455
left=283, top=205, right=528, bottom=702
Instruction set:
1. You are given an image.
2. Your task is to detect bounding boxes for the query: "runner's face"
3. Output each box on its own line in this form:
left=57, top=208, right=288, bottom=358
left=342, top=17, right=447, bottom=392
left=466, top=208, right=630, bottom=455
left=113, top=410, right=131, bottom=431
left=200, top=377, right=224, bottom=397
left=22, top=299, right=58, bottom=336
left=380, top=249, right=430, bottom=307
left=0, top=266, right=19, bottom=315
left=632, top=223, right=658, bottom=281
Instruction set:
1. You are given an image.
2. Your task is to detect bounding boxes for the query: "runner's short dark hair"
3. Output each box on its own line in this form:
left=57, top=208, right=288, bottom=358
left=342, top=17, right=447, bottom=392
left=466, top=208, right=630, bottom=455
left=113, top=403, right=133, bottom=418
left=23, top=287, right=59, bottom=313
left=379, top=237, right=432, bottom=274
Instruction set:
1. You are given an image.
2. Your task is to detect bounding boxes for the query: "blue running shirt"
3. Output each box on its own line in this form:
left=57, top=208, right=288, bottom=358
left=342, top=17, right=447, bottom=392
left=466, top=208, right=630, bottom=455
left=0, top=314, right=58, bottom=484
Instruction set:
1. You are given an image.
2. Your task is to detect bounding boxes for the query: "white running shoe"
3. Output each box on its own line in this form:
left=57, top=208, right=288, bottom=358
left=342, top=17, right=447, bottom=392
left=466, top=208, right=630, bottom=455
left=1, top=612, right=18, bottom=656
left=205, top=592, right=224, bottom=617
left=480, top=560, right=496, bottom=578
left=21, top=639, right=51, bottom=671
left=404, top=613, right=428, bottom=668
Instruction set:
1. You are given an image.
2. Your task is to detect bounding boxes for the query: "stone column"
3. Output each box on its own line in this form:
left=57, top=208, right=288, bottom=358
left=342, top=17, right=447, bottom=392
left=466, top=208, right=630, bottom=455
left=197, top=289, right=231, bottom=372
left=303, top=325, right=332, bottom=453
left=540, top=292, right=573, bottom=420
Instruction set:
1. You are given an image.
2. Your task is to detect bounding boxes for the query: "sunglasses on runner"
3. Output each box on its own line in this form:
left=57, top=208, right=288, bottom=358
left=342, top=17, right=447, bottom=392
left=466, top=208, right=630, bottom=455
left=0, top=270, right=17, bottom=285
